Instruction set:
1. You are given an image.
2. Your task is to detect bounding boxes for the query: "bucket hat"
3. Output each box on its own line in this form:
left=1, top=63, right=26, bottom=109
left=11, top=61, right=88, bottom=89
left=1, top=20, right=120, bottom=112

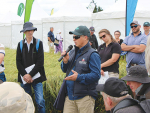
left=0, top=82, right=35, bottom=113
left=121, top=65, right=150, bottom=83
left=96, top=78, right=128, bottom=97
left=20, top=22, right=37, bottom=33
left=69, top=26, right=90, bottom=38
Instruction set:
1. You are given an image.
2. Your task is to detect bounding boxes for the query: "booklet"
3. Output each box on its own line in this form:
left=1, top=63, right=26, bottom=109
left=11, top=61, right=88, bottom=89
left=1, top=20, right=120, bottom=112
left=20, top=64, right=41, bottom=84
left=98, top=71, right=109, bottom=84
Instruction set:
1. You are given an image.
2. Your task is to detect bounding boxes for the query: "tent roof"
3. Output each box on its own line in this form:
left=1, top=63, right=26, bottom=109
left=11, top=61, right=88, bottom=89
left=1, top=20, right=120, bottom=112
left=0, top=11, right=21, bottom=25
left=92, top=0, right=150, bottom=19
left=43, top=0, right=92, bottom=22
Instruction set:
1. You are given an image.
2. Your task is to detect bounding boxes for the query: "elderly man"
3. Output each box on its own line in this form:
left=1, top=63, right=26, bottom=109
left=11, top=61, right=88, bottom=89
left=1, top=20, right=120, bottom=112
left=122, top=65, right=150, bottom=101
left=48, top=27, right=55, bottom=51
left=121, top=20, right=147, bottom=72
left=89, top=26, right=98, bottom=50
left=16, top=22, right=47, bottom=113
left=61, top=26, right=101, bottom=113
left=143, top=22, right=150, bottom=37
left=96, top=78, right=144, bottom=113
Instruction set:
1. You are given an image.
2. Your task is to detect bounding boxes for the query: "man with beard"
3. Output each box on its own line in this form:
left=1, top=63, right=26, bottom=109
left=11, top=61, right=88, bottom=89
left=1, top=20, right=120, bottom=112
left=121, top=20, right=147, bottom=72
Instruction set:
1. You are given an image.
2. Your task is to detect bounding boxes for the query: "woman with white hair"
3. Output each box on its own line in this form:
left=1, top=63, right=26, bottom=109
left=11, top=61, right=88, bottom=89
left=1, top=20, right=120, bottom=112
left=55, top=29, right=63, bottom=54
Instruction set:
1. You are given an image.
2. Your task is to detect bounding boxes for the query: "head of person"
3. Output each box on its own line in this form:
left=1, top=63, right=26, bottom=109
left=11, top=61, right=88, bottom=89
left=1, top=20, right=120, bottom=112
left=69, top=26, right=90, bottom=49
left=114, top=30, right=121, bottom=39
left=89, top=26, right=95, bottom=35
left=50, top=27, right=54, bottom=32
left=122, top=65, right=150, bottom=92
left=99, top=29, right=116, bottom=43
left=130, top=20, right=141, bottom=34
left=96, top=78, right=129, bottom=111
left=57, top=29, right=61, bottom=34
left=143, top=22, right=150, bottom=32
left=20, top=22, right=37, bottom=38
left=0, top=82, right=35, bottom=113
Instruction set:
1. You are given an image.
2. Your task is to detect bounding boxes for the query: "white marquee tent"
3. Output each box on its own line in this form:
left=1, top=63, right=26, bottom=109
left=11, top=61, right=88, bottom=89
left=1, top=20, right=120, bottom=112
left=92, top=0, right=150, bottom=44
left=42, top=0, right=92, bottom=52
left=11, top=0, right=50, bottom=50
left=0, top=12, right=22, bottom=48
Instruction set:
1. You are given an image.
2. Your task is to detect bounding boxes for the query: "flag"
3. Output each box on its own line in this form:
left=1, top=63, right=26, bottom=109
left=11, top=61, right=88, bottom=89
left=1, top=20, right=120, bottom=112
left=17, top=3, right=24, bottom=17
left=125, top=0, right=138, bottom=36
left=50, top=8, right=54, bottom=15
left=24, top=0, right=34, bottom=23
left=88, top=2, right=95, bottom=13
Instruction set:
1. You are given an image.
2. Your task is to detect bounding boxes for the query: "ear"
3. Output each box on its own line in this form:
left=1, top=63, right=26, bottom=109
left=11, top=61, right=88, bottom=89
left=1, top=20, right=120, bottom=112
left=107, top=97, right=112, bottom=106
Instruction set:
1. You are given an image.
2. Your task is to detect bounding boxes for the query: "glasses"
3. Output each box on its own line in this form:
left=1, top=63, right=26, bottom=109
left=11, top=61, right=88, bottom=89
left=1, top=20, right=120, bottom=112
left=131, top=25, right=138, bottom=28
left=99, top=34, right=106, bottom=39
left=73, top=35, right=80, bottom=39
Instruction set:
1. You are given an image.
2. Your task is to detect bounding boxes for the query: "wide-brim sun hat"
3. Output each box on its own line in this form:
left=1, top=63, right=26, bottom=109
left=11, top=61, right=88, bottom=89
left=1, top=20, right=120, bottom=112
left=20, top=22, right=37, bottom=33
left=122, top=65, right=150, bottom=83
left=0, top=82, right=35, bottom=113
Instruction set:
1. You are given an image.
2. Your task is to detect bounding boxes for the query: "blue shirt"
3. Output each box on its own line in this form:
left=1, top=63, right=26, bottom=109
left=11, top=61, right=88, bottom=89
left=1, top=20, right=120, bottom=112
left=61, top=44, right=101, bottom=100
left=123, top=32, right=147, bottom=67
left=48, top=31, right=55, bottom=42
left=143, top=32, right=150, bottom=37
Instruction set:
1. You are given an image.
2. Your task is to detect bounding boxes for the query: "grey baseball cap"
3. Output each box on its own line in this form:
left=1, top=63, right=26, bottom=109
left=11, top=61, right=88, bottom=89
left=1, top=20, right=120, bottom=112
left=122, top=65, right=150, bottom=83
left=143, top=22, right=150, bottom=26
left=69, top=26, right=90, bottom=38
left=20, top=22, right=37, bottom=33
left=130, top=20, right=141, bottom=26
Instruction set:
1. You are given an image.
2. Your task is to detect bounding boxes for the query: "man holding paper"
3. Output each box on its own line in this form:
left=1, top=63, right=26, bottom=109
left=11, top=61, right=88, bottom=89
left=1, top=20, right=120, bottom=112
left=16, top=22, right=46, bottom=113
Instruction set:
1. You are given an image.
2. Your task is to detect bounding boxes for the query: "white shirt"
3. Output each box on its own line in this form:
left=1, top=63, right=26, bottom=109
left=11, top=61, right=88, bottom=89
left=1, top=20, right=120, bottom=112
left=25, top=38, right=33, bottom=52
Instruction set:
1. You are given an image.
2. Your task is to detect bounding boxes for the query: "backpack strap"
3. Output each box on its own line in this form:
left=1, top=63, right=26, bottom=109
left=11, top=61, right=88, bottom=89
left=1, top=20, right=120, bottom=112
left=20, top=40, right=24, bottom=53
left=36, top=39, right=40, bottom=52
left=113, top=98, right=139, bottom=113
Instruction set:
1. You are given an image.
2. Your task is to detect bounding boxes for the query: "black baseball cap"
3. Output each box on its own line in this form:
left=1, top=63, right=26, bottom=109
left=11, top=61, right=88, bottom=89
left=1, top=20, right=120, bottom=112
left=69, top=26, right=90, bottom=38
left=96, top=78, right=128, bottom=97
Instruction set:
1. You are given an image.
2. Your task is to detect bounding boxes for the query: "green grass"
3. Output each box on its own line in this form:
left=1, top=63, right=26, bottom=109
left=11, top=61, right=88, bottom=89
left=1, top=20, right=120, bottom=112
left=4, top=48, right=127, bottom=113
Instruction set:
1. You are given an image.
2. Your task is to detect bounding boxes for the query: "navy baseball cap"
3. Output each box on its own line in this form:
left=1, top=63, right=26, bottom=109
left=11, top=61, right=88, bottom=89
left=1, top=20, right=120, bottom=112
left=143, top=22, right=150, bottom=26
left=96, top=78, right=128, bottom=97
left=69, top=26, right=90, bottom=38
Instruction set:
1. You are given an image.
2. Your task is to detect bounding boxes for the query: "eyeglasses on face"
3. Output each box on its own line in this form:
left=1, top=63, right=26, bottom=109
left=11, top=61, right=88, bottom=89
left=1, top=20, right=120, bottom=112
left=73, top=35, right=80, bottom=39
left=131, top=25, right=138, bottom=28
left=99, top=34, right=106, bottom=39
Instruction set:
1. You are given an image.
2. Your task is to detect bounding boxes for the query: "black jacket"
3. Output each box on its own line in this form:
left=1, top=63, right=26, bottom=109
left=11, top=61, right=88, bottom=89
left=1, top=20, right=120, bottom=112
left=89, top=34, right=98, bottom=49
left=16, top=37, right=46, bottom=84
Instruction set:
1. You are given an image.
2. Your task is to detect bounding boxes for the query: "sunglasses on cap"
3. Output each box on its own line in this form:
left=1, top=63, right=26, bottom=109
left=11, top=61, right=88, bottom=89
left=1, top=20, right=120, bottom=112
left=131, top=25, right=138, bottom=28
left=99, top=34, right=106, bottom=39
left=73, top=35, right=80, bottom=39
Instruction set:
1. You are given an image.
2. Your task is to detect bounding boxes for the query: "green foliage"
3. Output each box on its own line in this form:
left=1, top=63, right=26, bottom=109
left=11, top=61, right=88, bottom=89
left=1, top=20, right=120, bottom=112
left=92, top=0, right=103, bottom=13
left=4, top=48, right=127, bottom=113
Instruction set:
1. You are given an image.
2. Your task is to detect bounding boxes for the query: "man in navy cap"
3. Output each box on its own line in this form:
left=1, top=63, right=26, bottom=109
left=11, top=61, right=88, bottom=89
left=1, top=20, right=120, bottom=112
left=16, top=22, right=47, bottom=113
left=143, top=22, right=150, bottom=37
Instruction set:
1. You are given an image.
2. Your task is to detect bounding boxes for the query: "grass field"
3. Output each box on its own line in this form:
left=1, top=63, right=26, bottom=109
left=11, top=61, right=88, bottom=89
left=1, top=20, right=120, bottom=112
left=4, top=48, right=127, bottom=113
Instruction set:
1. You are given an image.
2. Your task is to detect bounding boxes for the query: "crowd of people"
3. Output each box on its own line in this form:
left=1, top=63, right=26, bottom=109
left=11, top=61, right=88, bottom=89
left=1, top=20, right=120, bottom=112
left=0, top=20, right=150, bottom=113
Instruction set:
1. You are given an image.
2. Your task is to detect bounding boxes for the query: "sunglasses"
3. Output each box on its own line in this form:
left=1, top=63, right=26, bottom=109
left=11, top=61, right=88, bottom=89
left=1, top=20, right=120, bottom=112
left=131, top=25, right=138, bottom=28
left=73, top=35, right=80, bottom=39
left=99, top=34, right=106, bottom=39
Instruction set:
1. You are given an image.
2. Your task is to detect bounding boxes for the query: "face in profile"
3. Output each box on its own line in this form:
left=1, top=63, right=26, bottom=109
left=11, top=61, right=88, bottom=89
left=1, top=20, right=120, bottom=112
left=126, top=81, right=142, bottom=92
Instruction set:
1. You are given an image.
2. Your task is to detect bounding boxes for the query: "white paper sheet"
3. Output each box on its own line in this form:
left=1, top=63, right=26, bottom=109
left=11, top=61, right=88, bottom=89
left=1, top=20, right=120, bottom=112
left=98, top=71, right=109, bottom=84
left=20, top=64, right=41, bottom=84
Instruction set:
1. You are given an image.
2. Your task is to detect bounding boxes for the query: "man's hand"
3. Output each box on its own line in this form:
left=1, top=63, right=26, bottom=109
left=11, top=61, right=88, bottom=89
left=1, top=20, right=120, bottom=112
left=101, top=69, right=104, bottom=76
left=62, top=51, right=69, bottom=64
left=65, top=70, right=78, bottom=81
left=23, top=74, right=33, bottom=83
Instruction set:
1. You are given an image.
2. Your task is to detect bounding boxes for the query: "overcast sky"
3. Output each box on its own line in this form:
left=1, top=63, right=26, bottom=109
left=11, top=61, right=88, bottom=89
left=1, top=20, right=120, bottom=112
left=0, top=0, right=116, bottom=15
